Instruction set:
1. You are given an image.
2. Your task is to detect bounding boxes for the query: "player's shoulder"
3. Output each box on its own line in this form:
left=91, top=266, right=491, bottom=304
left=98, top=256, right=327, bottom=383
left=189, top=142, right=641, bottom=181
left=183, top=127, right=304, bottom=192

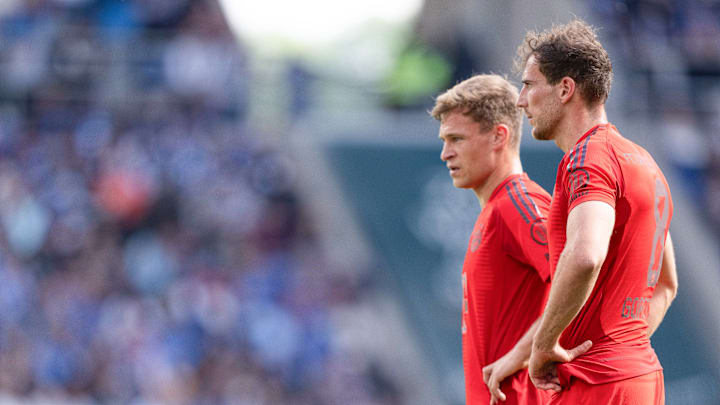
left=599, top=124, right=663, bottom=170
left=604, top=126, right=658, bottom=161
left=520, top=177, right=552, bottom=201
left=563, top=124, right=618, bottom=173
left=493, top=177, right=549, bottom=225
left=571, top=124, right=609, bottom=155
left=592, top=123, right=646, bottom=157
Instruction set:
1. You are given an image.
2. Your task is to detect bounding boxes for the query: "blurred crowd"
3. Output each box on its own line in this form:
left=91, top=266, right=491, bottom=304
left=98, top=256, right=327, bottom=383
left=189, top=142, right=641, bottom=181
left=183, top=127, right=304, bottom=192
left=592, top=0, right=720, bottom=233
left=0, top=1, right=407, bottom=404
left=3, top=0, right=720, bottom=403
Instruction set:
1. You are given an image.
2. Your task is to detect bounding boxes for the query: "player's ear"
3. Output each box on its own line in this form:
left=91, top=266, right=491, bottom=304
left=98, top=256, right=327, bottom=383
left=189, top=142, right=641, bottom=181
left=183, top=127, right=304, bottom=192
left=558, top=76, right=576, bottom=104
left=493, top=124, right=510, bottom=150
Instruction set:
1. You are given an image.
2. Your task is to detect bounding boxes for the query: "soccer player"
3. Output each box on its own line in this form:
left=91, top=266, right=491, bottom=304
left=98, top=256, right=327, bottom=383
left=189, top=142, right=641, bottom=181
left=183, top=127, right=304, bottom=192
left=432, top=74, right=587, bottom=405
left=515, top=20, right=678, bottom=404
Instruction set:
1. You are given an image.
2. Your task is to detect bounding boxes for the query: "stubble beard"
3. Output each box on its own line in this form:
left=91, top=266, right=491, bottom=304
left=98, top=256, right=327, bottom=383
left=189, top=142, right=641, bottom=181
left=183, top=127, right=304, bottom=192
left=532, top=124, right=554, bottom=141
left=530, top=104, right=561, bottom=141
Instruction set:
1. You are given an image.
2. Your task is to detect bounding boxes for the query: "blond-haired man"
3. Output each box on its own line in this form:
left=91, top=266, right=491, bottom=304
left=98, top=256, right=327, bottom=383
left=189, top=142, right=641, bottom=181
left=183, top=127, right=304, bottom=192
left=432, top=74, right=587, bottom=404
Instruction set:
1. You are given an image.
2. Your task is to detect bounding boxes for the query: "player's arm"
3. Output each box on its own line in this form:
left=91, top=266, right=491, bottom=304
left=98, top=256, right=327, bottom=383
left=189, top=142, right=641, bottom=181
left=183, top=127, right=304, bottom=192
left=482, top=318, right=540, bottom=404
left=529, top=201, right=614, bottom=391
left=647, top=232, right=678, bottom=337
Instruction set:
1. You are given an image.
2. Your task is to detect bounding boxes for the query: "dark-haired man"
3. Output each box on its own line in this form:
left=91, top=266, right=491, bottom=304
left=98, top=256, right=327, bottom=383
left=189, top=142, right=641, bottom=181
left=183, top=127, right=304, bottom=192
left=515, top=19, right=678, bottom=404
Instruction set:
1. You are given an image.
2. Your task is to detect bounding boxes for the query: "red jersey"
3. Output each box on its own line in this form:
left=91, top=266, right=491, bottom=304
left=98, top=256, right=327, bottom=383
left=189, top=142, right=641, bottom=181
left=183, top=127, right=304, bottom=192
left=462, top=173, right=552, bottom=404
left=548, top=124, right=673, bottom=385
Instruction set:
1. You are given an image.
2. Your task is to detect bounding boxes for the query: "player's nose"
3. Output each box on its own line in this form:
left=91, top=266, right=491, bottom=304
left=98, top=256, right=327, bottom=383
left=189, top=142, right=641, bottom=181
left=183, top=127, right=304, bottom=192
left=516, top=91, right=527, bottom=108
left=440, top=142, right=454, bottom=161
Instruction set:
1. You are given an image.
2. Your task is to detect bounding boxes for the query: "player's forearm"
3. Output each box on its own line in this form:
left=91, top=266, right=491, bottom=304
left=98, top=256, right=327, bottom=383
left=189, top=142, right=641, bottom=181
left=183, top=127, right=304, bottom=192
left=534, top=201, right=613, bottom=351
left=533, top=251, right=601, bottom=351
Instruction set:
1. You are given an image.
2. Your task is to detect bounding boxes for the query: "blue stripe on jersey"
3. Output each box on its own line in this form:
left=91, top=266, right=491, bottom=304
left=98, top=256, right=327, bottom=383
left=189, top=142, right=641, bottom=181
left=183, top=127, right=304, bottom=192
left=517, top=178, right=541, bottom=218
left=506, top=184, right=530, bottom=224
left=579, top=127, right=599, bottom=167
left=511, top=180, right=538, bottom=221
left=572, top=141, right=583, bottom=171
left=569, top=127, right=598, bottom=171
left=568, top=141, right=582, bottom=171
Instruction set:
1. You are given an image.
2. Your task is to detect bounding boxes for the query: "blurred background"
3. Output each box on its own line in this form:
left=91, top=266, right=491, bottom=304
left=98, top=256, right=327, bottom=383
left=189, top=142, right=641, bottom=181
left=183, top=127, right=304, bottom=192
left=0, top=0, right=718, bottom=404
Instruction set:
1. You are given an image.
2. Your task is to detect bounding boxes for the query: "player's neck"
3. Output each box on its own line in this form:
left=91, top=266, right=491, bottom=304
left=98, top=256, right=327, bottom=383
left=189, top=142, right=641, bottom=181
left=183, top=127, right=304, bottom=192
left=474, top=156, right=523, bottom=208
left=554, top=105, right=608, bottom=153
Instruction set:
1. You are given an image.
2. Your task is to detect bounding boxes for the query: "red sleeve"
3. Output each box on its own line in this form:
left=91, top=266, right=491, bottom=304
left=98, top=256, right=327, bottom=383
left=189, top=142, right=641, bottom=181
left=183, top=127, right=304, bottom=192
left=564, top=136, right=619, bottom=213
left=499, top=182, right=551, bottom=282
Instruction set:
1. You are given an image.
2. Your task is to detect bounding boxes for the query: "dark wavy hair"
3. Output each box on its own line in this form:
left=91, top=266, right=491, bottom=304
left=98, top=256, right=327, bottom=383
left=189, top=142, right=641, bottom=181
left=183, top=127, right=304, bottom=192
left=514, top=19, right=613, bottom=106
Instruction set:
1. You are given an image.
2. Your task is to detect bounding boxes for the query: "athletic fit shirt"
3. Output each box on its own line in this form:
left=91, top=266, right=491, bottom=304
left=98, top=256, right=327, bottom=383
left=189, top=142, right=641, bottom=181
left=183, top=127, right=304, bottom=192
left=548, top=124, right=673, bottom=386
left=462, top=173, right=552, bottom=404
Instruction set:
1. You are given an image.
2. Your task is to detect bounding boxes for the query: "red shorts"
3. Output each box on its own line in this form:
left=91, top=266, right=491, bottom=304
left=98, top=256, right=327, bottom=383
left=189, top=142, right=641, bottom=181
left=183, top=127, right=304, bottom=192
left=549, top=371, right=664, bottom=405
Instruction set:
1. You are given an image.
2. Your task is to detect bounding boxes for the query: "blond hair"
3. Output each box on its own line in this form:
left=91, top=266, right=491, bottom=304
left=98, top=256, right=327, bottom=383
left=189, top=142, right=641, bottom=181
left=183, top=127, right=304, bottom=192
left=431, top=74, right=522, bottom=148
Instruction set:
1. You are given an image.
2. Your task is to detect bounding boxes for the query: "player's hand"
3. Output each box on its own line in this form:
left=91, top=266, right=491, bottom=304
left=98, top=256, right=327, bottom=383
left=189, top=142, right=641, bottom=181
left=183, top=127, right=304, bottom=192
left=482, top=349, right=524, bottom=404
left=528, top=340, right=592, bottom=392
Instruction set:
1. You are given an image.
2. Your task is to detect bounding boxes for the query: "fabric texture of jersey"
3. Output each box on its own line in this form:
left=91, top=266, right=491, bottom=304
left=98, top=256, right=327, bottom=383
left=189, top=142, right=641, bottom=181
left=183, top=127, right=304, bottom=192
left=462, top=173, right=552, bottom=404
left=548, top=370, right=664, bottom=405
left=547, top=124, right=673, bottom=386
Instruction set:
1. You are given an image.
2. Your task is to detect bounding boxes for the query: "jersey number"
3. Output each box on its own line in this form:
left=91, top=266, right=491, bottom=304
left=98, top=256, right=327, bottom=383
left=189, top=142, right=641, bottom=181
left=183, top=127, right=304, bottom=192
left=647, top=178, right=670, bottom=287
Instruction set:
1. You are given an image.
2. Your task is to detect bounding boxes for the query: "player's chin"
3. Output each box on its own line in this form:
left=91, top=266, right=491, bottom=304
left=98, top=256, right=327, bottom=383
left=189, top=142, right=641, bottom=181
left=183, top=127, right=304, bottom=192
left=452, top=179, right=469, bottom=189
left=531, top=129, right=550, bottom=141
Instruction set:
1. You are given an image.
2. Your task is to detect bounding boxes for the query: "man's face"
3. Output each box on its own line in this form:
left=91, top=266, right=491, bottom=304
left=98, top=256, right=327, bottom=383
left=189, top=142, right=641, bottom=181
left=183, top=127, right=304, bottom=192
left=439, top=110, right=496, bottom=191
left=517, top=55, right=562, bottom=141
